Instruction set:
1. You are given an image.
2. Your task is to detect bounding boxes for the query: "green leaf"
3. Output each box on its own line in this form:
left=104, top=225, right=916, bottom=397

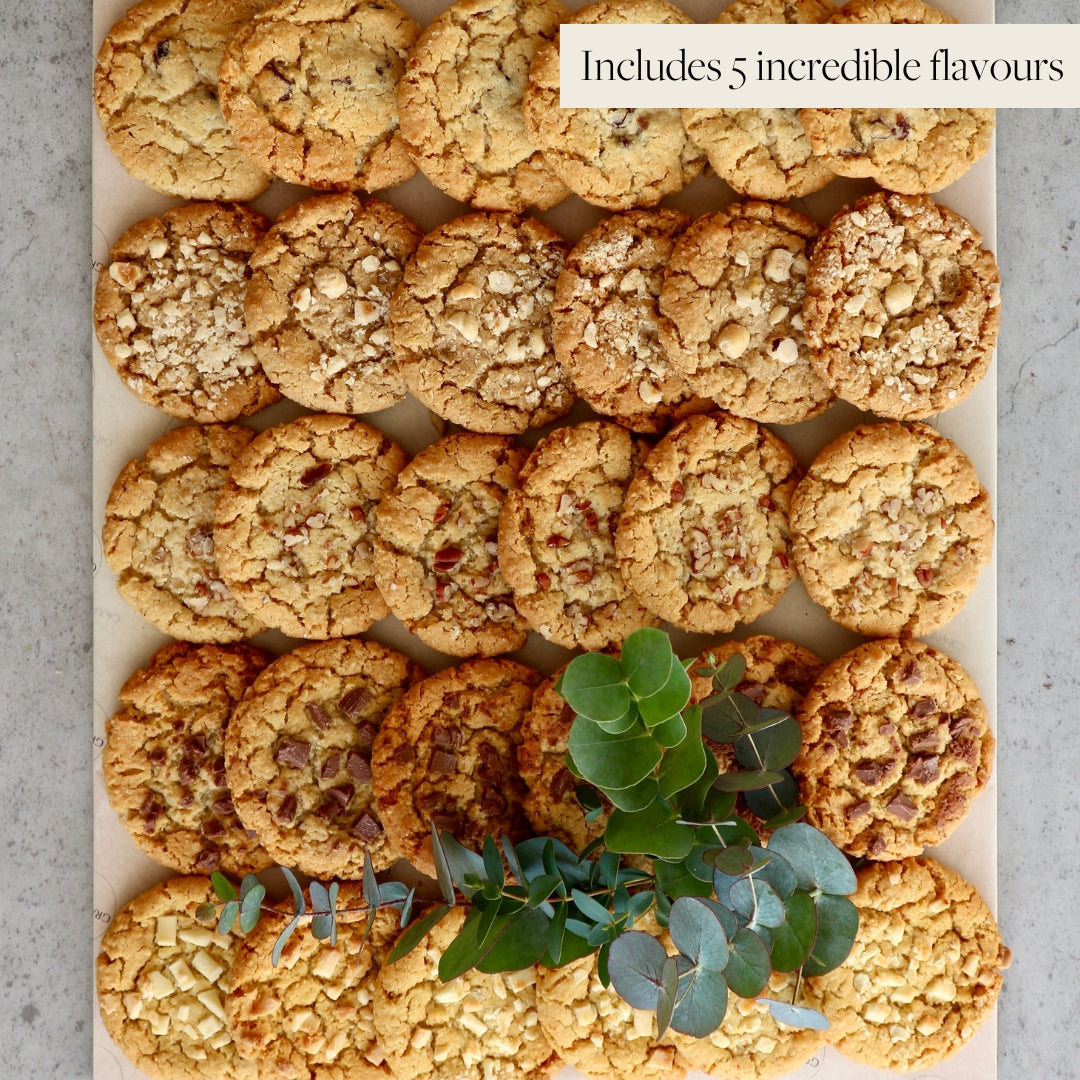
left=654, top=857, right=713, bottom=899
left=657, top=706, right=707, bottom=799
left=670, top=964, right=729, bottom=1038
left=804, top=894, right=859, bottom=977
left=438, top=831, right=488, bottom=899
left=605, top=803, right=694, bottom=860
left=558, top=654, right=630, bottom=723
left=544, top=902, right=595, bottom=968
left=362, top=851, right=382, bottom=909
left=280, top=867, right=306, bottom=918
left=678, top=731, right=721, bottom=820
left=311, top=911, right=335, bottom=940
left=238, top=881, right=266, bottom=934
left=713, top=653, right=746, bottom=693
left=607, top=930, right=669, bottom=1009
left=217, top=900, right=239, bottom=936
left=271, top=914, right=301, bottom=966
left=734, top=713, right=802, bottom=771
left=438, top=907, right=503, bottom=982
left=605, top=775, right=659, bottom=813
left=745, top=846, right=796, bottom=900
left=567, top=719, right=662, bottom=795
left=637, top=661, right=692, bottom=728
left=762, top=805, right=807, bottom=831
left=709, top=846, right=754, bottom=877
left=388, top=904, right=451, bottom=964
left=668, top=897, right=730, bottom=971
left=399, top=887, right=416, bottom=928
left=711, top=769, right=788, bottom=793
left=482, top=836, right=505, bottom=889
left=655, top=956, right=679, bottom=1038
left=378, top=881, right=410, bottom=904
left=501, top=835, right=525, bottom=885
left=762, top=999, right=831, bottom=1031
left=527, top=874, right=562, bottom=907
left=475, top=908, right=551, bottom=972
left=649, top=711, right=687, bottom=748
left=723, top=928, right=771, bottom=998
left=211, top=871, right=236, bottom=903
left=597, top=941, right=613, bottom=988
left=571, top=888, right=616, bottom=929
left=195, top=903, right=217, bottom=924
left=768, top=892, right=817, bottom=972
left=239, top=874, right=262, bottom=901
left=515, top=837, right=591, bottom=891
left=729, top=878, right=785, bottom=929
left=744, top=771, right=800, bottom=820
left=621, top=628, right=675, bottom=698
left=700, top=693, right=758, bottom=743
left=766, top=824, right=857, bottom=896
left=576, top=785, right=604, bottom=821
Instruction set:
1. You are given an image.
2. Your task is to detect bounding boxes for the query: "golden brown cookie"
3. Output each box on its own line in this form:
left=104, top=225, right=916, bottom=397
left=103, top=424, right=268, bottom=643
left=789, top=420, right=995, bottom=637
left=94, top=202, right=280, bottom=423
left=807, top=857, right=1010, bottom=1071
left=370, top=658, right=541, bottom=878
left=104, top=642, right=273, bottom=877
left=94, top=0, right=272, bottom=200
left=225, top=638, right=423, bottom=877
left=551, top=209, right=712, bottom=434
left=388, top=211, right=574, bottom=434
left=97, top=876, right=258, bottom=1080
left=804, top=191, right=1001, bottom=419
left=658, top=200, right=833, bottom=425
left=521, top=0, right=707, bottom=210
left=396, top=0, right=571, bottom=211
left=497, top=420, right=660, bottom=651
left=218, top=0, right=419, bottom=191
left=244, top=194, right=422, bottom=415
left=213, top=414, right=408, bottom=639
left=372, top=433, right=531, bottom=658
left=792, top=637, right=994, bottom=861
left=615, top=413, right=801, bottom=635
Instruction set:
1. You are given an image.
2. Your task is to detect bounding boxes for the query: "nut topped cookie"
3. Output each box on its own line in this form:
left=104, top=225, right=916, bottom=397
left=94, top=202, right=280, bottom=423
left=615, top=413, right=801, bottom=635
left=370, top=658, right=541, bottom=878
left=792, top=637, right=994, bottom=861
left=218, top=0, right=419, bottom=191
left=804, top=192, right=1001, bottom=419
left=224, top=638, right=423, bottom=877
left=396, top=0, right=570, bottom=211
left=389, top=211, right=573, bottom=434
left=244, top=194, right=422, bottom=415
left=373, top=433, right=530, bottom=658
left=498, top=421, right=660, bottom=651
left=789, top=420, right=995, bottom=637
left=213, top=414, right=408, bottom=639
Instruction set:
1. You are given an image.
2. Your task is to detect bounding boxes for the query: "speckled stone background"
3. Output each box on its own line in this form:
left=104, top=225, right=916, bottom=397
left=0, top=1, right=1075, bottom=1077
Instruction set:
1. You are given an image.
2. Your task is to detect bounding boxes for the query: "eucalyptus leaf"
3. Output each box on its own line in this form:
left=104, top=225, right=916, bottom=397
left=502, top=835, right=525, bottom=885
left=723, top=928, right=771, bottom=998
left=621, top=627, right=675, bottom=698
left=598, top=851, right=621, bottom=890
left=310, top=880, right=330, bottom=916
left=239, top=881, right=266, bottom=934
left=768, top=892, right=817, bottom=972
left=217, top=899, right=239, bottom=936
left=655, top=956, right=679, bottom=1038
left=766, top=824, right=857, bottom=896
left=734, top=713, right=802, bottom=771
left=762, top=805, right=807, bottom=831
left=670, top=965, right=729, bottom=1038
left=607, top=930, right=669, bottom=1008
left=709, top=846, right=754, bottom=877
left=605, top=776, right=660, bottom=813
left=567, top=720, right=662, bottom=794
left=211, top=871, right=236, bottom=903
left=571, top=888, right=616, bottom=929
left=438, top=831, right=488, bottom=899
left=280, top=867, right=306, bottom=918
left=744, top=771, right=800, bottom=819
left=713, top=654, right=746, bottom=693
left=271, top=914, right=301, bottom=966
left=637, top=661, right=692, bottom=728
left=514, top=837, right=591, bottom=890
left=657, top=721, right=707, bottom=799
left=475, top=908, right=551, bottom=972
left=195, top=903, right=217, bottom=924
left=438, top=907, right=509, bottom=982
left=605, top=803, right=694, bottom=860
left=527, top=874, right=562, bottom=907
left=239, top=874, right=261, bottom=901
left=310, top=912, right=335, bottom=940
left=729, top=878, right=785, bottom=929
left=576, top=786, right=604, bottom=821
left=745, top=845, right=797, bottom=900
left=649, top=711, right=687, bottom=748
left=482, top=836, right=505, bottom=889
left=700, top=693, right=758, bottom=743
left=762, top=999, right=831, bottom=1031
left=654, top=856, right=713, bottom=899
left=399, top=887, right=415, bottom=928
left=558, top=654, right=630, bottom=723
left=804, top=894, right=859, bottom=976
left=711, top=769, right=788, bottom=792
left=668, top=897, right=730, bottom=971
left=389, top=905, right=452, bottom=964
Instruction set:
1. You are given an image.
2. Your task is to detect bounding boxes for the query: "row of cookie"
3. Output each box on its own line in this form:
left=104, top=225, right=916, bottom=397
left=94, top=0, right=992, bottom=210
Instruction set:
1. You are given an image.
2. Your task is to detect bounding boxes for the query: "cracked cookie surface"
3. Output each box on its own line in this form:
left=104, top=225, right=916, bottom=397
left=104, top=642, right=273, bottom=877
left=389, top=212, right=573, bottom=433
left=790, top=420, right=994, bottom=637
left=498, top=420, right=660, bottom=651
left=396, top=0, right=570, bottom=211
left=225, top=638, right=422, bottom=877
left=659, top=201, right=832, bottom=424
left=218, top=0, right=419, bottom=191
left=103, top=423, right=267, bottom=642
left=244, top=194, right=421, bottom=414
left=94, top=0, right=272, bottom=200
left=615, top=412, right=801, bottom=634
left=372, top=433, right=530, bottom=657
left=213, top=414, right=408, bottom=639
left=94, top=202, right=280, bottom=423
left=804, top=192, right=1001, bottom=419
left=792, top=637, right=994, bottom=861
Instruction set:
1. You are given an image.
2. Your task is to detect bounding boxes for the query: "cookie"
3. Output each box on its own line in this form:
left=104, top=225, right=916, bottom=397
left=104, top=642, right=272, bottom=877
left=370, top=658, right=540, bottom=878
left=218, top=0, right=419, bottom=191
left=372, top=433, right=531, bottom=658
left=789, top=420, right=995, bottom=637
left=388, top=211, right=574, bottom=434
left=615, top=412, right=801, bottom=635
left=94, top=0, right=272, bottom=200
left=396, top=0, right=570, bottom=211
left=807, top=857, right=1010, bottom=1071
left=551, top=209, right=713, bottom=434
left=697, top=634, right=824, bottom=716
left=103, top=424, right=267, bottom=643
left=658, top=200, right=833, bottom=425
left=213, top=414, right=409, bottom=639
left=372, top=905, right=559, bottom=1080
left=225, top=638, right=423, bottom=877
left=804, top=191, right=1001, bottom=419
left=225, top=888, right=398, bottom=1080
left=497, top=420, right=660, bottom=651
left=521, top=0, right=707, bottom=211
left=94, top=202, right=280, bottom=423
left=96, top=875, right=257, bottom=1080
left=244, top=194, right=422, bottom=415
left=792, top=637, right=994, bottom=860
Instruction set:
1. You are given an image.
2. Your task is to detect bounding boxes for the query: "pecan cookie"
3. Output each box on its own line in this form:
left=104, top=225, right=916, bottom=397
left=792, top=637, right=994, bottom=861
left=218, top=0, right=419, bottom=191
left=789, top=420, right=994, bottom=637
left=370, top=658, right=540, bottom=877
left=804, top=192, right=1001, bottom=419
left=225, top=638, right=423, bottom=877
left=521, top=0, right=707, bottom=210
left=94, top=202, right=280, bottom=423
left=807, top=857, right=1010, bottom=1071
left=94, top=0, right=272, bottom=200
left=213, top=414, right=408, bottom=639
left=389, top=211, right=573, bottom=434
left=97, top=876, right=257, bottom=1080
left=103, top=423, right=266, bottom=642
left=244, top=194, right=422, bottom=414
left=551, top=209, right=712, bottom=434
left=373, top=433, right=530, bottom=658
left=498, top=420, right=660, bottom=651
left=396, top=0, right=570, bottom=211
left=658, top=200, right=833, bottom=425
left=615, top=413, right=801, bottom=635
